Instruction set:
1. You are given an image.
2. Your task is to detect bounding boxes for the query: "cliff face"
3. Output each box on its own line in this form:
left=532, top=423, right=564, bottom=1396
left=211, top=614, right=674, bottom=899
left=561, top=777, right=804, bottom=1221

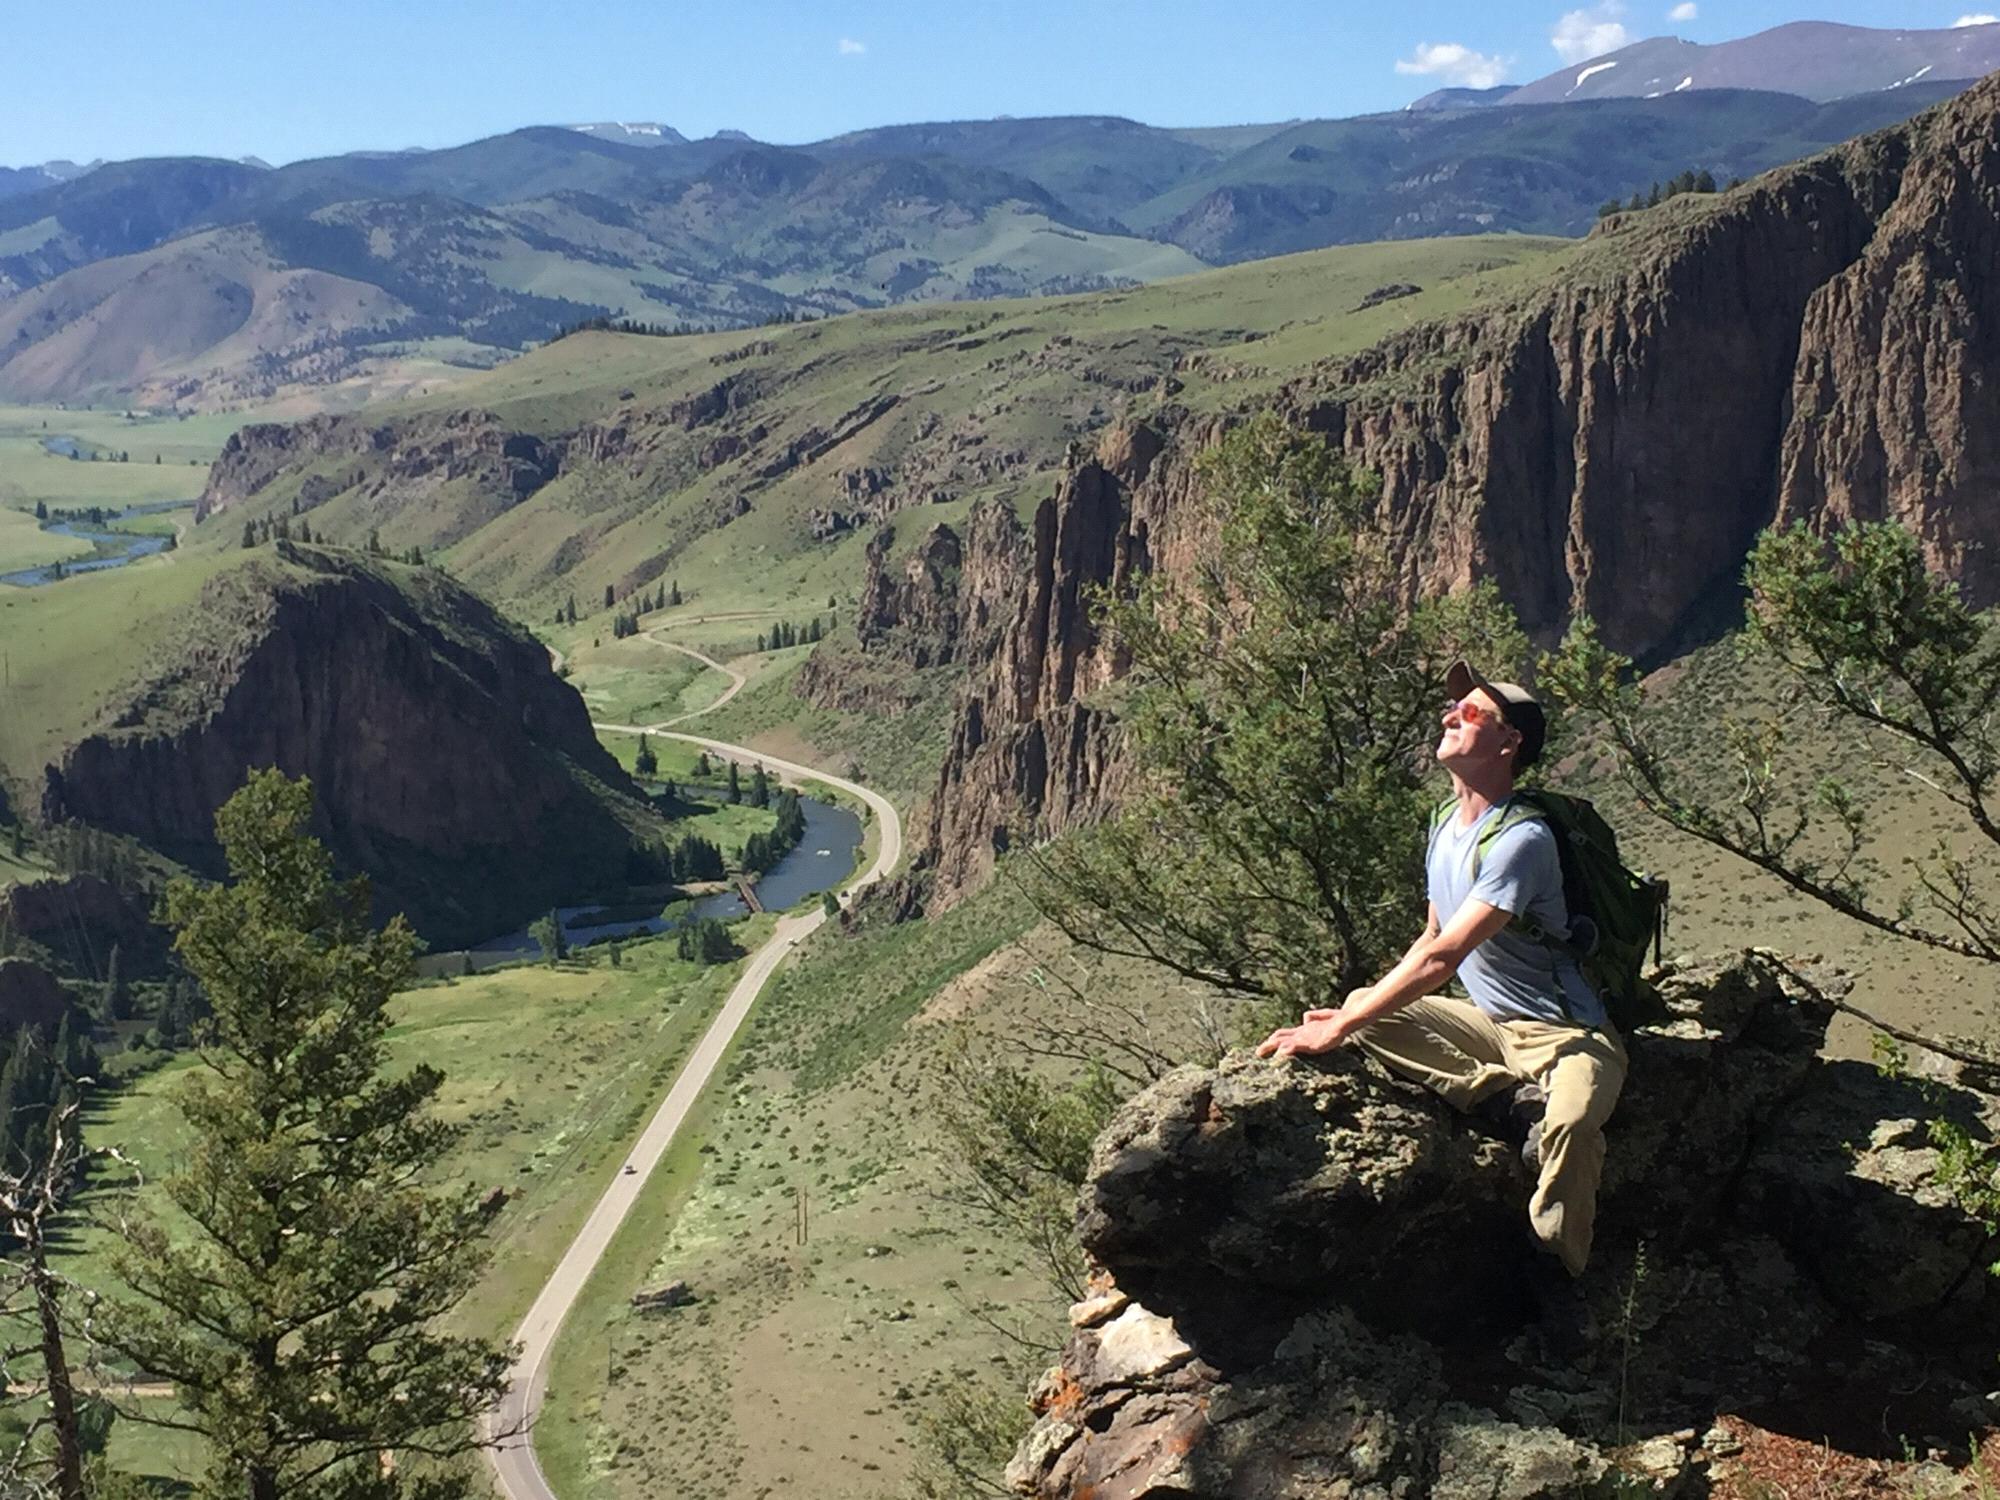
left=40, top=544, right=645, bottom=946
left=919, top=423, right=1217, bottom=898
left=197, top=411, right=561, bottom=530
left=918, top=78, right=2000, bottom=908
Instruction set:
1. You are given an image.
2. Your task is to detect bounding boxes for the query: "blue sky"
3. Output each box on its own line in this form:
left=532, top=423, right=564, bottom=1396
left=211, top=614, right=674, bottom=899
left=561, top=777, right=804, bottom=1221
left=2, top=1, right=1985, bottom=166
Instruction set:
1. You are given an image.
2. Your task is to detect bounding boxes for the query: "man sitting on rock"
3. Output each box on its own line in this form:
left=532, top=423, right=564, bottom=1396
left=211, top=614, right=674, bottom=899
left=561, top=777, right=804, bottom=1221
left=1257, top=661, right=1627, bottom=1281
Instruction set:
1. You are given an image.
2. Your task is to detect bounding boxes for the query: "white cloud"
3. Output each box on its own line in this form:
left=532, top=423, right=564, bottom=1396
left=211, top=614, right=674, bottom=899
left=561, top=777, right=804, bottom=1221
left=1953, top=12, right=1998, bottom=24
left=1394, top=41, right=1512, bottom=88
left=1668, top=2, right=1698, bottom=20
left=837, top=37, right=867, bottom=54
left=1551, top=2, right=1631, bottom=63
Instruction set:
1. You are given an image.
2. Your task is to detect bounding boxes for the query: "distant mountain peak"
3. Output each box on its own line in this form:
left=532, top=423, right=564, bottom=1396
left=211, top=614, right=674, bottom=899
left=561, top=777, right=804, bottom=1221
left=1506, top=18, right=2000, bottom=105
left=566, top=121, right=688, bottom=147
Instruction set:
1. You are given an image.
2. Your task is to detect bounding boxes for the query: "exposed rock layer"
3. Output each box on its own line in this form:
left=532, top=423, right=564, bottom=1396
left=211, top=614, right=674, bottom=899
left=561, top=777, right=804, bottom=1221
left=40, top=544, right=645, bottom=946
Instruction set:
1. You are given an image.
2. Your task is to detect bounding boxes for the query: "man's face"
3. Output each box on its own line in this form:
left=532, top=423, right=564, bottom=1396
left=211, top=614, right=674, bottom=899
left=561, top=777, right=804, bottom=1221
left=1436, top=688, right=1518, bottom=773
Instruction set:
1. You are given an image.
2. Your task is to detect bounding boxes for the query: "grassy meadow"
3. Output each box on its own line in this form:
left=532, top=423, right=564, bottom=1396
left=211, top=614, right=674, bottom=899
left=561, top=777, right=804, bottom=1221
left=52, top=926, right=770, bottom=1421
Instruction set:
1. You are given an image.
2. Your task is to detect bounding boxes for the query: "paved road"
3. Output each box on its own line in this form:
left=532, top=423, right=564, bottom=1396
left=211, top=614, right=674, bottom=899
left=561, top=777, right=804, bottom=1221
left=485, top=665, right=901, bottom=1500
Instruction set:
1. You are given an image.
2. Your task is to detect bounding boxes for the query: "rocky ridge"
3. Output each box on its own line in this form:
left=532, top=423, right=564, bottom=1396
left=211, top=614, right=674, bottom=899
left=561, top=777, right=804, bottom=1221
left=39, top=543, right=649, bottom=946
left=1010, top=954, right=2000, bottom=1498
left=912, top=75, right=2000, bottom=909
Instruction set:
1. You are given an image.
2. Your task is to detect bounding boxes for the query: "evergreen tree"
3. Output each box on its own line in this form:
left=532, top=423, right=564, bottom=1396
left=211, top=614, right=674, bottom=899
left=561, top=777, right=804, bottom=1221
left=99, top=771, right=509, bottom=1500
left=669, top=581, right=681, bottom=607
left=565, top=593, right=578, bottom=625
left=104, top=942, right=130, bottom=1021
left=635, top=735, right=658, bottom=778
left=1694, top=168, right=1718, bottom=193
left=695, top=751, right=712, bottom=777
left=241, top=521, right=255, bottom=550
left=757, top=632, right=768, bottom=651
left=750, top=763, right=770, bottom=809
left=33, top=501, right=46, bottom=520
left=531, top=910, right=567, bottom=966
left=727, top=761, right=742, bottom=804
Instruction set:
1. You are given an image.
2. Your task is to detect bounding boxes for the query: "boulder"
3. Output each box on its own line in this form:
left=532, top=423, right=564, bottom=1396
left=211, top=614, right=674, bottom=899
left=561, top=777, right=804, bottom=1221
left=1013, top=952, right=2000, bottom=1497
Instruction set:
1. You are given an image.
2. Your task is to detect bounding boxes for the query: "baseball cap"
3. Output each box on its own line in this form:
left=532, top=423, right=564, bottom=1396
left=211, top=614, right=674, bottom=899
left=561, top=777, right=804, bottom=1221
left=1446, top=660, right=1547, bottom=770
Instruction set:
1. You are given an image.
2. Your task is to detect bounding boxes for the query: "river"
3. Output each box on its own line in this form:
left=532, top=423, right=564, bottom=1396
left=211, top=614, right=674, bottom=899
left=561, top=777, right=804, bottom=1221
left=468, top=793, right=865, bottom=961
left=1, top=491, right=187, bottom=588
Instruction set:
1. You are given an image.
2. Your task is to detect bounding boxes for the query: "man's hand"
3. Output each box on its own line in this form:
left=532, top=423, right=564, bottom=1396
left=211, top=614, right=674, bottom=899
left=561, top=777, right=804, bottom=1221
left=1257, top=988, right=1373, bottom=1059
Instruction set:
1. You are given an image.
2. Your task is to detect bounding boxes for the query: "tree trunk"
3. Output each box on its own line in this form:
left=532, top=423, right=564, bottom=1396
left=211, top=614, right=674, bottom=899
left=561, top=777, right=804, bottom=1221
left=27, top=1220, right=84, bottom=1500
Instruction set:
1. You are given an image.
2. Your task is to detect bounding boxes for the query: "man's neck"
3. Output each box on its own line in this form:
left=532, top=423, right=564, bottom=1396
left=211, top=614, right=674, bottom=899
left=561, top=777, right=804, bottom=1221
left=1449, top=767, right=1516, bottom=825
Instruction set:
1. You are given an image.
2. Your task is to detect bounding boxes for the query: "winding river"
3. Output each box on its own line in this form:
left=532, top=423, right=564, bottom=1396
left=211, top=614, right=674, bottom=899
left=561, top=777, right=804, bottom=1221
left=1, top=495, right=187, bottom=587
left=469, top=792, right=864, bottom=959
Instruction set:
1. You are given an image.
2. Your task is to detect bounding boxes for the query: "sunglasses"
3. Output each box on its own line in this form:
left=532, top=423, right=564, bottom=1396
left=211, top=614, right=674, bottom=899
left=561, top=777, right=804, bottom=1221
left=1443, top=697, right=1506, bottom=727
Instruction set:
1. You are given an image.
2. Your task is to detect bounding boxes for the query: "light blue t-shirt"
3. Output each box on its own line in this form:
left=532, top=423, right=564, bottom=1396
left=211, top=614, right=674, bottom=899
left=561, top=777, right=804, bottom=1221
left=1426, top=799, right=1609, bottom=1029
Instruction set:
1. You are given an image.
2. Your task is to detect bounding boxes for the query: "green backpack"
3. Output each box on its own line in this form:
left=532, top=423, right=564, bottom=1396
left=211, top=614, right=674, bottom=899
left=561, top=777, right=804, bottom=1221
left=1432, top=790, right=1671, bottom=1033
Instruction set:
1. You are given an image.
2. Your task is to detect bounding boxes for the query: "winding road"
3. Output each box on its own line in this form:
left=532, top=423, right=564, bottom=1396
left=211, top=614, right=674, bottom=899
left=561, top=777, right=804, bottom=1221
left=487, top=645, right=901, bottom=1500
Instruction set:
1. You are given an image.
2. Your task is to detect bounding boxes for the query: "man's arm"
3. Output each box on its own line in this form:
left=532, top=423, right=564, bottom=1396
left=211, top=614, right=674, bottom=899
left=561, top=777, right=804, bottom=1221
left=1255, top=899, right=1513, bottom=1058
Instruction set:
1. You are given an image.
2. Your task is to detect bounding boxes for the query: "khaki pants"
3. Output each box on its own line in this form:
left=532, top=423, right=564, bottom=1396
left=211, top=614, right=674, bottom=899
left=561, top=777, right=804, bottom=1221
left=1354, top=997, right=1627, bottom=1276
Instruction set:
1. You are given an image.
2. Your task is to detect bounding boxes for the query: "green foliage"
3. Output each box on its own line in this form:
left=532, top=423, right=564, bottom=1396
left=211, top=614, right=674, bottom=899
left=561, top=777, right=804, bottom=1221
left=909, top=1373, right=1036, bottom=1500
left=1544, top=521, right=2000, bottom=964
left=634, top=734, right=658, bottom=779
left=674, top=917, right=738, bottom=965
left=1027, top=414, right=1526, bottom=1009
left=934, top=1037, right=1122, bottom=1301
left=97, top=769, right=510, bottom=1500
left=821, top=890, right=841, bottom=919
left=530, top=909, right=568, bottom=966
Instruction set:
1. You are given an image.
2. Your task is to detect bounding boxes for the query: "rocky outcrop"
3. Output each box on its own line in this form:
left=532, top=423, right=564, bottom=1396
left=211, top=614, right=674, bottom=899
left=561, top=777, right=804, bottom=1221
left=797, top=522, right=967, bottom=717
left=0, top=958, right=74, bottom=1038
left=198, top=411, right=560, bottom=526
left=916, top=422, right=1219, bottom=899
left=1011, top=954, right=2000, bottom=1497
left=0, top=874, right=164, bottom=976
left=919, top=79, right=2000, bottom=910
left=854, top=523, right=964, bottom=668
left=39, top=544, right=648, bottom=947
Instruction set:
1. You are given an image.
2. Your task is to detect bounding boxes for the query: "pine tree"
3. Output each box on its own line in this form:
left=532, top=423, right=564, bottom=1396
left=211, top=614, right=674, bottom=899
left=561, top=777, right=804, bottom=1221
left=241, top=521, right=255, bottom=550
left=727, top=762, right=742, bottom=804
left=33, top=501, right=47, bottom=520
left=565, top=594, right=578, bottom=625
left=98, top=771, right=510, bottom=1500
left=669, top=581, right=681, bottom=607
left=635, top=735, right=658, bottom=778
left=750, top=763, right=770, bottom=809
left=104, top=942, right=130, bottom=1021
left=695, top=751, right=712, bottom=777
left=531, top=910, right=567, bottom=966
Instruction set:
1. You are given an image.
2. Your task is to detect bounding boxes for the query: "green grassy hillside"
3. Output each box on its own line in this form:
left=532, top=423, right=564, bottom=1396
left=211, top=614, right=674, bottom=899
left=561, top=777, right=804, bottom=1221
left=189, top=232, right=1574, bottom=628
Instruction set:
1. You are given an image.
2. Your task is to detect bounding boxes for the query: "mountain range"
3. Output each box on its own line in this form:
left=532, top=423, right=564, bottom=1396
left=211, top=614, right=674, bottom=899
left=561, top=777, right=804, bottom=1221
left=0, top=19, right=1991, bottom=409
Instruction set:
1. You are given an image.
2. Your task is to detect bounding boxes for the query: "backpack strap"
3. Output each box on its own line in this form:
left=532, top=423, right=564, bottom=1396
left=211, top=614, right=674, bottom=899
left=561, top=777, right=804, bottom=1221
left=1465, top=797, right=1545, bottom=886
